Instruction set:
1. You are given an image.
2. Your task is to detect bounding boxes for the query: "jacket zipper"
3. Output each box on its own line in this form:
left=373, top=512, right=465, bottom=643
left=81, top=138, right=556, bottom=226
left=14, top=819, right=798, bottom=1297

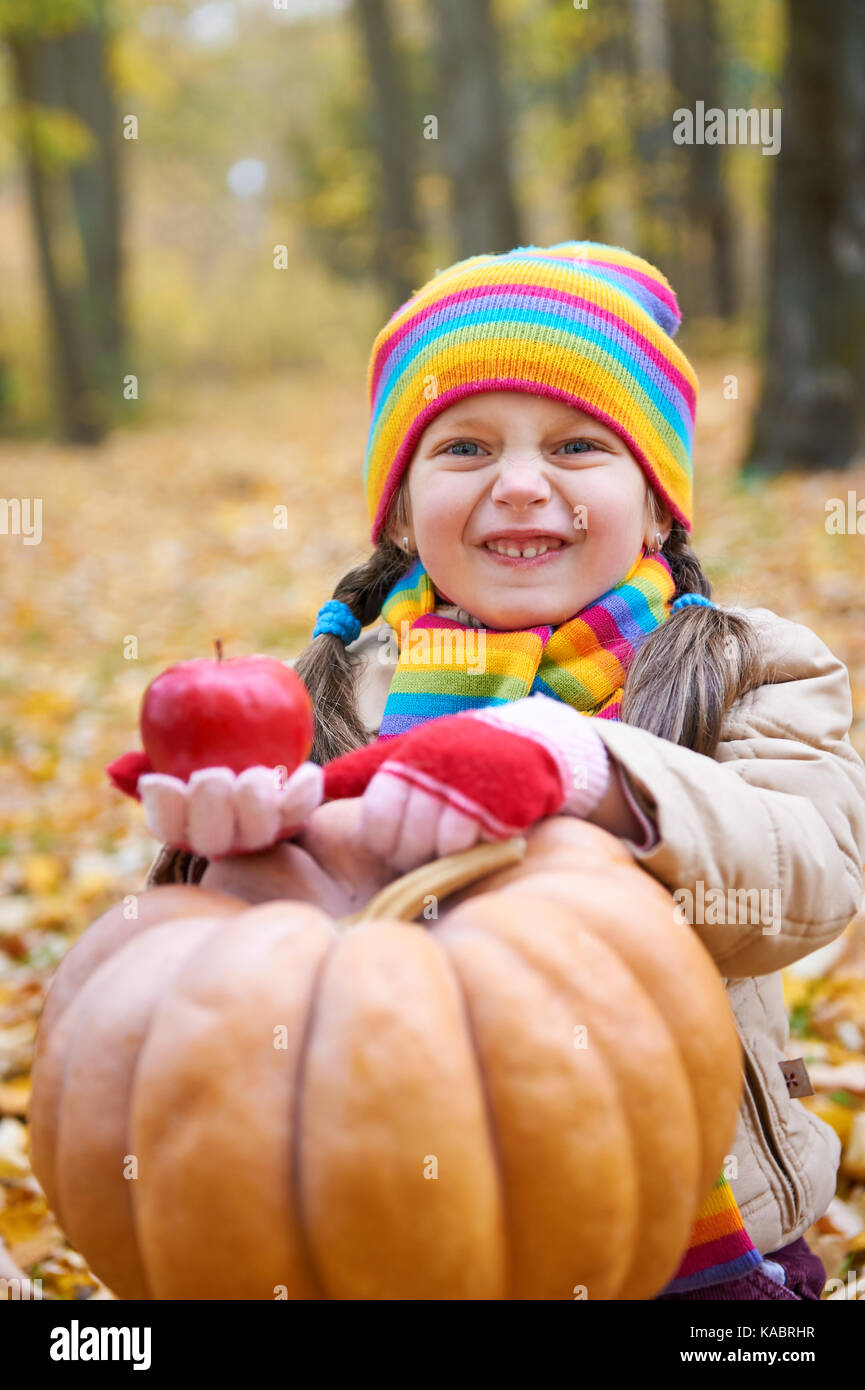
left=741, top=1043, right=802, bottom=1231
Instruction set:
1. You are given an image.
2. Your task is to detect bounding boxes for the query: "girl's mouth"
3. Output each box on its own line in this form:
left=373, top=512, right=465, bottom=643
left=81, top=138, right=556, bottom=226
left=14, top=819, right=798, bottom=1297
left=479, top=537, right=569, bottom=567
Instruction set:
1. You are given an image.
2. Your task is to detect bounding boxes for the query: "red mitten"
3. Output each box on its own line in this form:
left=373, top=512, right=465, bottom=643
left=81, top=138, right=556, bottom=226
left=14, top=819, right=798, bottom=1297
left=322, top=703, right=599, bottom=873
left=106, top=750, right=153, bottom=801
left=324, top=714, right=568, bottom=834
left=323, top=695, right=622, bottom=871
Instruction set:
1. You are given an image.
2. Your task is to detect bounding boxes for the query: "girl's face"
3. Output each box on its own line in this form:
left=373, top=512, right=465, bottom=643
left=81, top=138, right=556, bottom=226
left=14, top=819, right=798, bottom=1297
left=389, top=391, right=672, bottom=629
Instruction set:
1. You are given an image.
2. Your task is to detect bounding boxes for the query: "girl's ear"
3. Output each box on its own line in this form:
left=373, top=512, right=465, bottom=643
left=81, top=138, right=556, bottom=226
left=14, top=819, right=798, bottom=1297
left=644, top=488, right=672, bottom=548
left=383, top=482, right=415, bottom=552
left=385, top=525, right=414, bottom=553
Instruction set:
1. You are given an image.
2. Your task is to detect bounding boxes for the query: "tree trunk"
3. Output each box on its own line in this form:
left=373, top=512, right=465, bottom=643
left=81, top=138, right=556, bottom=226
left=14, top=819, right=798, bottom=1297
left=748, top=0, right=865, bottom=474
left=431, top=0, right=523, bottom=260
left=627, top=0, right=679, bottom=268
left=558, top=5, right=640, bottom=250
left=667, top=0, right=736, bottom=318
left=352, top=0, right=423, bottom=309
left=8, top=2, right=124, bottom=444
left=552, top=28, right=603, bottom=242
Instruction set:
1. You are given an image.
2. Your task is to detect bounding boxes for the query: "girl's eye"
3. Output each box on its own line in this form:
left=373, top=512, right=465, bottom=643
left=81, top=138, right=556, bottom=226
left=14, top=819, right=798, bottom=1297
left=442, top=440, right=486, bottom=456
left=436, top=438, right=604, bottom=458
left=559, top=439, right=604, bottom=454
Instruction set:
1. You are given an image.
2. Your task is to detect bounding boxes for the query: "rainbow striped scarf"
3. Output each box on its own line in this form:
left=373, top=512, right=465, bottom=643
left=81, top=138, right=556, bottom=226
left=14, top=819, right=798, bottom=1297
left=379, top=547, right=674, bottom=736
left=378, top=547, right=764, bottom=1296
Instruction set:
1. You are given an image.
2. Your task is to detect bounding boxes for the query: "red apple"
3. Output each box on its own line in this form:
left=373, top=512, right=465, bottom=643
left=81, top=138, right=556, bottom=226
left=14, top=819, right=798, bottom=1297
left=140, top=649, right=315, bottom=782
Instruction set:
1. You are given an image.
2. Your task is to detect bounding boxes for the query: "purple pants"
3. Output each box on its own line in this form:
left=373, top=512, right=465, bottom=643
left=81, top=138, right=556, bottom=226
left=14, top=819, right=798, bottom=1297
left=656, top=1237, right=827, bottom=1301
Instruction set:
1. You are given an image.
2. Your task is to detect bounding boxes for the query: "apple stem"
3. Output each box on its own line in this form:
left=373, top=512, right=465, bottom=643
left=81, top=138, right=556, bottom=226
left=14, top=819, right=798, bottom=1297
left=214, top=638, right=223, bottom=662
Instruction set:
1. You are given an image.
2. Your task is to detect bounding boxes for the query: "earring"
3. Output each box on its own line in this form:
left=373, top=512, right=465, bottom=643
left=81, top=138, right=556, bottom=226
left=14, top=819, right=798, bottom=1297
left=650, top=531, right=663, bottom=554
left=402, top=536, right=410, bottom=552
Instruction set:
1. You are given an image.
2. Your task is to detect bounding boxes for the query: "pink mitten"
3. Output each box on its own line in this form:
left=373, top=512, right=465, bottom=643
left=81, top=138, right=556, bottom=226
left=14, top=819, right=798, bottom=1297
left=323, top=694, right=614, bottom=872
left=138, top=761, right=324, bottom=859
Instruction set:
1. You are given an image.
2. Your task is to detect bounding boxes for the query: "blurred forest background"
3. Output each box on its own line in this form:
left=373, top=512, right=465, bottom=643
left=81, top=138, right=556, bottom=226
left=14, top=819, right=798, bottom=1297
left=1, top=0, right=865, bottom=1299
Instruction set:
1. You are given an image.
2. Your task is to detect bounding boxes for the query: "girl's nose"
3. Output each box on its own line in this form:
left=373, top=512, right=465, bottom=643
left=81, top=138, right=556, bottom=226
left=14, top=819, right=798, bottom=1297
left=490, top=463, right=552, bottom=509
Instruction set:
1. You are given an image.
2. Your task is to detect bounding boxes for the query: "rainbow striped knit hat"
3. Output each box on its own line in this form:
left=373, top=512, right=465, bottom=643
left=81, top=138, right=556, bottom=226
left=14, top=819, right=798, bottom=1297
left=364, top=241, right=698, bottom=544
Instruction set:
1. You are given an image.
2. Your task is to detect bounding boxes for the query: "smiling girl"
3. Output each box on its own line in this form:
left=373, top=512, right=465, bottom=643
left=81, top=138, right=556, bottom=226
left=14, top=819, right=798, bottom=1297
left=143, top=242, right=865, bottom=1300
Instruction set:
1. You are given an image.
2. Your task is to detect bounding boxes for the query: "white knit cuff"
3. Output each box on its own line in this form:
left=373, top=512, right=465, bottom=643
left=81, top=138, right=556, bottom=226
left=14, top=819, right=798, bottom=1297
left=558, top=725, right=612, bottom=818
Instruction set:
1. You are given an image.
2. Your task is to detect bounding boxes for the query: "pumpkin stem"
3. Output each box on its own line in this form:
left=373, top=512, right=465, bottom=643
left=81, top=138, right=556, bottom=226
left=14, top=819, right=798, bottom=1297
left=337, top=836, right=527, bottom=928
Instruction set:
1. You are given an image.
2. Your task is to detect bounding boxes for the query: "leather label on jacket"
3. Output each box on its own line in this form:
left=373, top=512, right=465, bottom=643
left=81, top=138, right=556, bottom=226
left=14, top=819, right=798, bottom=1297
left=779, top=1058, right=815, bottom=1098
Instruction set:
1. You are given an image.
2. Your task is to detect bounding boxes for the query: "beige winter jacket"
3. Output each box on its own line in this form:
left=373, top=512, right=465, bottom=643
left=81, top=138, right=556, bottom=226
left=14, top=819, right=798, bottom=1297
left=145, top=602, right=865, bottom=1259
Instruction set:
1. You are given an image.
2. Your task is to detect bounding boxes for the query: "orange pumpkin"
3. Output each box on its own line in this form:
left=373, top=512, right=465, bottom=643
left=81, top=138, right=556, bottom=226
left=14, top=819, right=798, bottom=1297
left=29, top=809, right=742, bottom=1300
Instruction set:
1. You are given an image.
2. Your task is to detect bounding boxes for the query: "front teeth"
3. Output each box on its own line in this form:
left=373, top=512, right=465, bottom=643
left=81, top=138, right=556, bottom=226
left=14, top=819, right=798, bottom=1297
left=485, top=538, right=563, bottom=558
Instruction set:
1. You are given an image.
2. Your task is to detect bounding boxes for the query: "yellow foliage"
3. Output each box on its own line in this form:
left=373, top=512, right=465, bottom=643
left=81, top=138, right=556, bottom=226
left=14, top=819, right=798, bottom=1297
left=19, top=690, right=75, bottom=723
left=109, top=33, right=177, bottom=107
left=801, top=1094, right=855, bottom=1148
left=21, top=855, right=65, bottom=896
left=15, top=103, right=96, bottom=171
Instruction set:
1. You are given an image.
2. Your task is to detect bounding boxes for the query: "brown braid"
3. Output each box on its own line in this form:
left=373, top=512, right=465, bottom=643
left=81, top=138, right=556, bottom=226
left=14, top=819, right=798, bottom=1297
left=620, top=501, right=765, bottom=757
left=293, top=481, right=415, bottom=764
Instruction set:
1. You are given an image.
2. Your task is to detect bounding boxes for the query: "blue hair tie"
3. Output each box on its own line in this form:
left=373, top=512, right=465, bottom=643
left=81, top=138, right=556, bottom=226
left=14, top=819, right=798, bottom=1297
left=670, top=593, right=717, bottom=613
left=313, top=599, right=362, bottom=644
